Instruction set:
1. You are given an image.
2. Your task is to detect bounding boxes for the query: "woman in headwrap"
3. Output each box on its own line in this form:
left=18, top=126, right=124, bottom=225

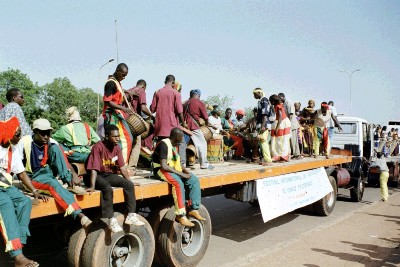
left=269, top=94, right=291, bottom=162
left=0, top=117, right=48, bottom=267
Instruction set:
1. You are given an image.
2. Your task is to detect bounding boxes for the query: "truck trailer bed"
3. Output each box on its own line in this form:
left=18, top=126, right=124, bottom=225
left=27, top=154, right=351, bottom=219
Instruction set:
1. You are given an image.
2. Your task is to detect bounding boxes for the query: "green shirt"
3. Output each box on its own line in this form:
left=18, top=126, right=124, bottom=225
left=52, top=121, right=100, bottom=154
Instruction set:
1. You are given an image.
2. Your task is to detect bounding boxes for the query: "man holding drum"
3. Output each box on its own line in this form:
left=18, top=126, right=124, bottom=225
left=125, top=79, right=154, bottom=172
left=183, top=89, right=213, bottom=169
left=102, top=63, right=134, bottom=165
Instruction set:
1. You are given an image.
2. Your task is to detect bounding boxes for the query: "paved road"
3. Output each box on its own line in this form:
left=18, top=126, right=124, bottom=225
left=198, top=186, right=400, bottom=267
left=1, top=185, right=398, bottom=267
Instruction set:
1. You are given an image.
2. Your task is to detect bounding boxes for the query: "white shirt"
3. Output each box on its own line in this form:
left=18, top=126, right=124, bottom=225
left=327, top=105, right=337, bottom=128
left=208, top=116, right=222, bottom=134
left=0, top=145, right=25, bottom=175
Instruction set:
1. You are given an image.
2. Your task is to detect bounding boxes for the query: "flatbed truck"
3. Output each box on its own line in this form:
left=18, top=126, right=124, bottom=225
left=1, top=153, right=352, bottom=267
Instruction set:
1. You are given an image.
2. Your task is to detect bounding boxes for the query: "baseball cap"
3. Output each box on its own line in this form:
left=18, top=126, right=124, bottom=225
left=236, top=110, right=245, bottom=116
left=32, top=118, right=53, bottom=131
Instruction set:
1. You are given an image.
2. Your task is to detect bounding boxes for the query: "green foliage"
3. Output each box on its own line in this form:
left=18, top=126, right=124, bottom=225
left=0, top=69, right=99, bottom=131
left=244, top=106, right=256, bottom=121
left=0, top=68, right=42, bottom=121
left=204, top=94, right=234, bottom=113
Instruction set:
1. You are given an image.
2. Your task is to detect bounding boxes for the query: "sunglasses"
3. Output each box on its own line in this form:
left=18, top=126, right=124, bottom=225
left=38, top=130, right=51, bottom=136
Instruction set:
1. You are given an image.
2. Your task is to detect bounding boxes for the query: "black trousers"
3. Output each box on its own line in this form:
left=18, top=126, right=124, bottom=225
left=84, top=173, right=136, bottom=218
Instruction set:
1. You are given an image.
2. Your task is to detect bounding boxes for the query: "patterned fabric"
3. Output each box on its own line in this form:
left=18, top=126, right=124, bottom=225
left=0, top=103, right=32, bottom=136
left=103, top=109, right=133, bottom=165
left=271, top=104, right=291, bottom=161
left=312, top=125, right=330, bottom=156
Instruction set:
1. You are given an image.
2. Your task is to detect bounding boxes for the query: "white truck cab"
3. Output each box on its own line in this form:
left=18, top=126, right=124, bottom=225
left=332, top=116, right=373, bottom=160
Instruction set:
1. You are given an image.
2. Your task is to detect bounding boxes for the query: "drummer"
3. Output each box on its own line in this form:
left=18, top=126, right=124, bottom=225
left=125, top=79, right=154, bottom=172
left=183, top=89, right=213, bottom=170
left=102, top=63, right=134, bottom=164
left=221, top=108, right=245, bottom=160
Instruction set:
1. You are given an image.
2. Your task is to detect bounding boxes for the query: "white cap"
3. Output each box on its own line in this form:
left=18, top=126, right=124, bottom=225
left=32, top=118, right=53, bottom=131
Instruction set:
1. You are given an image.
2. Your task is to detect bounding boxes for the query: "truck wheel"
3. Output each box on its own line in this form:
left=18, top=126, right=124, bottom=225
left=350, top=177, right=364, bottom=202
left=147, top=203, right=172, bottom=265
left=68, top=226, right=91, bottom=267
left=81, top=212, right=155, bottom=267
left=157, top=205, right=211, bottom=267
left=313, top=176, right=337, bottom=216
left=248, top=199, right=259, bottom=207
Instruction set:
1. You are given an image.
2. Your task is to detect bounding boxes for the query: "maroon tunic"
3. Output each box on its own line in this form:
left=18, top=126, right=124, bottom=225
left=125, top=86, right=147, bottom=114
left=150, top=85, right=183, bottom=137
left=183, top=98, right=209, bottom=131
left=86, top=141, right=125, bottom=174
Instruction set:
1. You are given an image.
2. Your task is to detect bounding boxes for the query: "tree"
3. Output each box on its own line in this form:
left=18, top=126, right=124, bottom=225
left=204, top=94, right=234, bottom=113
left=0, top=68, right=42, bottom=122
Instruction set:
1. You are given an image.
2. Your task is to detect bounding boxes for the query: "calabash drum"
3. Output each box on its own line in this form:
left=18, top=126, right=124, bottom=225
left=140, top=120, right=154, bottom=139
left=126, top=113, right=149, bottom=137
left=186, top=144, right=197, bottom=166
left=201, top=126, right=213, bottom=141
left=207, top=138, right=224, bottom=163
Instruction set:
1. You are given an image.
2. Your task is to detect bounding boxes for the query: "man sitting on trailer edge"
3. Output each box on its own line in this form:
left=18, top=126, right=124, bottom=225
left=84, top=124, right=145, bottom=233
left=152, top=127, right=205, bottom=227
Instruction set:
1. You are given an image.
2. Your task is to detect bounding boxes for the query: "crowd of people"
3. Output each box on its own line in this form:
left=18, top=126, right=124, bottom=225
left=0, top=62, right=346, bottom=265
left=373, top=125, right=399, bottom=157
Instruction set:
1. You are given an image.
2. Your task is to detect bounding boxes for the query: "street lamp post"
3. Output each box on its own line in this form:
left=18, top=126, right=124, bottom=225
left=340, top=69, right=361, bottom=115
left=97, top=58, right=115, bottom=122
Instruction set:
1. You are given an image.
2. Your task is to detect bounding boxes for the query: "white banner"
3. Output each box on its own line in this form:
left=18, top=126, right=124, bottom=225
left=256, top=167, right=333, bottom=223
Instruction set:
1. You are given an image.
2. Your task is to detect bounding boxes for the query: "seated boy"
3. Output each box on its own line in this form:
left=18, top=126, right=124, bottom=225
left=84, top=124, right=144, bottom=233
left=17, top=118, right=91, bottom=228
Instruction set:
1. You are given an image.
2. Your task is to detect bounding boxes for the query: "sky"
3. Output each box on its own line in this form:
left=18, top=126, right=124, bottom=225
left=1, top=1, right=399, bottom=125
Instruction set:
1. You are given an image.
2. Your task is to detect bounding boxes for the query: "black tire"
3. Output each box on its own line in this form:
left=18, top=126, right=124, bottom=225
left=68, top=226, right=91, bottom=267
left=350, top=177, right=364, bottom=202
left=313, top=176, right=337, bottom=216
left=157, top=205, right=212, bottom=267
left=248, top=199, right=259, bottom=207
left=81, top=212, right=155, bottom=267
left=146, top=203, right=172, bottom=265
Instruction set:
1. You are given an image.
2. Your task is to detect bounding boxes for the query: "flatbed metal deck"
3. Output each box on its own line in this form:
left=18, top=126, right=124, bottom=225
left=28, top=154, right=352, bottom=219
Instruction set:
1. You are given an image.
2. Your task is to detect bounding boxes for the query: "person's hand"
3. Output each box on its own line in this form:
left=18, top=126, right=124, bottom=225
left=127, top=90, right=139, bottom=97
left=180, top=172, right=191, bottom=179
left=182, top=169, right=189, bottom=174
left=260, top=126, right=266, bottom=134
left=34, top=191, right=49, bottom=202
left=86, top=187, right=95, bottom=194
left=182, top=122, right=188, bottom=129
left=124, top=107, right=134, bottom=115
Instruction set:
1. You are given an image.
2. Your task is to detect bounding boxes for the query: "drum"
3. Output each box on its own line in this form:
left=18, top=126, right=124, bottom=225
left=186, top=144, right=197, bottom=166
left=126, top=113, right=149, bottom=137
left=201, top=126, right=213, bottom=141
left=247, top=134, right=260, bottom=160
left=140, top=120, right=154, bottom=139
left=207, top=138, right=224, bottom=163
